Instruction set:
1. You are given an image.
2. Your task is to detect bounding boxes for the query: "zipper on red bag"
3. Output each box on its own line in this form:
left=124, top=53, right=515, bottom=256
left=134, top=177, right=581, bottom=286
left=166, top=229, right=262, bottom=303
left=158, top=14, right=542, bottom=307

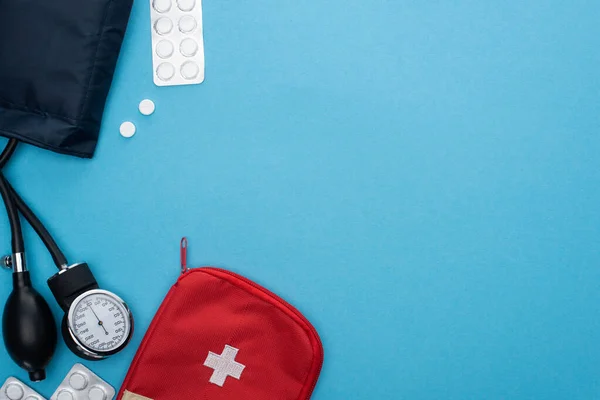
left=180, top=239, right=323, bottom=400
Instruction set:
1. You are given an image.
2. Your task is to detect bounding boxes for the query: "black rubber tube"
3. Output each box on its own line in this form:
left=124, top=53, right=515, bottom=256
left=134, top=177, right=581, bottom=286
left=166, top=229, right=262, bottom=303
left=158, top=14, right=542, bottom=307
left=0, top=139, right=17, bottom=168
left=9, top=184, right=68, bottom=267
left=0, top=139, right=68, bottom=267
left=0, top=172, right=24, bottom=254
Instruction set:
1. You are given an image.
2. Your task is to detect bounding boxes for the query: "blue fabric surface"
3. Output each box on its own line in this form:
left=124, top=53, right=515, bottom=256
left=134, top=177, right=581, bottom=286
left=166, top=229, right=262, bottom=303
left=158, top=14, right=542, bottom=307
left=0, top=1, right=599, bottom=399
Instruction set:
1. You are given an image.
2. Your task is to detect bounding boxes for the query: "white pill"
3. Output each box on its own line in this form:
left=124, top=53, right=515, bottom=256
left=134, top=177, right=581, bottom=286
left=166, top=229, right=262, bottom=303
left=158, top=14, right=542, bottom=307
left=178, top=15, right=197, bottom=33
left=139, top=99, right=156, bottom=116
left=24, top=397, right=40, bottom=400
left=56, top=390, right=74, bottom=400
left=179, top=38, right=198, bottom=57
left=180, top=61, right=199, bottom=80
left=69, top=373, right=88, bottom=390
left=177, top=0, right=195, bottom=11
left=156, top=62, right=176, bottom=81
left=152, top=0, right=171, bottom=13
left=88, top=387, right=106, bottom=400
left=156, top=40, right=174, bottom=58
left=154, top=17, right=173, bottom=35
left=119, top=121, right=136, bottom=138
left=5, top=384, right=24, bottom=400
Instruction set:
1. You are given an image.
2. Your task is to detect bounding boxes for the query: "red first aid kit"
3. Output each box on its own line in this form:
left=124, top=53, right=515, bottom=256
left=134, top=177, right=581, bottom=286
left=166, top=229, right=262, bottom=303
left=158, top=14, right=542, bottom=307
left=117, top=239, right=324, bottom=400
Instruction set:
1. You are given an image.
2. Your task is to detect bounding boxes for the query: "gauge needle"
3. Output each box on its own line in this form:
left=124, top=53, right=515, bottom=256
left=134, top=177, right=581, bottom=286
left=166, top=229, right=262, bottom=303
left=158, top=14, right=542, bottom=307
left=90, top=305, right=109, bottom=335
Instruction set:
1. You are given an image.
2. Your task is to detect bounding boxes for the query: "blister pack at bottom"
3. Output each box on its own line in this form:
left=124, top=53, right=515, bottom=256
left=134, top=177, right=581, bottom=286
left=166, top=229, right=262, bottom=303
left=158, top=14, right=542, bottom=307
left=50, top=364, right=115, bottom=400
left=0, top=377, right=46, bottom=400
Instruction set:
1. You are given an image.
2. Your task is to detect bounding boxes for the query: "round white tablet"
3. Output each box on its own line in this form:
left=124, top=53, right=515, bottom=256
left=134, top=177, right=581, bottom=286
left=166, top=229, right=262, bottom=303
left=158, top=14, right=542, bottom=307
left=24, top=397, right=39, bottom=400
left=156, top=62, right=176, bottom=81
left=177, top=0, right=195, bottom=11
left=119, top=121, right=136, bottom=138
left=56, top=390, right=74, bottom=400
left=88, top=387, right=106, bottom=400
left=178, top=15, right=197, bottom=33
left=152, top=0, right=171, bottom=13
left=69, top=373, right=88, bottom=390
left=180, top=61, right=199, bottom=80
left=179, top=38, right=198, bottom=57
left=139, top=99, right=156, bottom=116
left=156, top=40, right=174, bottom=58
left=5, top=384, right=24, bottom=400
left=154, top=17, right=173, bottom=35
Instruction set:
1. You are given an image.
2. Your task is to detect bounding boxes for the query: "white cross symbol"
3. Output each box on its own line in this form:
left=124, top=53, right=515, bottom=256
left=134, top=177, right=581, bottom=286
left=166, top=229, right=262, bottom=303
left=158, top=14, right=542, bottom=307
left=203, top=345, right=246, bottom=387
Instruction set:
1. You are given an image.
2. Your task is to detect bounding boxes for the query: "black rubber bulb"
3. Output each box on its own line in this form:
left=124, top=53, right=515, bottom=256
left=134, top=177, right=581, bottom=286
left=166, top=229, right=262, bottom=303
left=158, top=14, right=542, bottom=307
left=3, top=271, right=57, bottom=381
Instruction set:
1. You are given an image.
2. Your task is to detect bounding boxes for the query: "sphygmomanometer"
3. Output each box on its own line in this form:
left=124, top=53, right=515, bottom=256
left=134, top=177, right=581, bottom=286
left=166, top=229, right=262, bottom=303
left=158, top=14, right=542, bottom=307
left=0, top=0, right=135, bottom=381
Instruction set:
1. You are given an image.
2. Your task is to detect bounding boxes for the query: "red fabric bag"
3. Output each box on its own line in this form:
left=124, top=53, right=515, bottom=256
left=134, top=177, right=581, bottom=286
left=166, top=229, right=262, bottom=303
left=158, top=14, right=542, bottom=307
left=118, top=241, right=324, bottom=400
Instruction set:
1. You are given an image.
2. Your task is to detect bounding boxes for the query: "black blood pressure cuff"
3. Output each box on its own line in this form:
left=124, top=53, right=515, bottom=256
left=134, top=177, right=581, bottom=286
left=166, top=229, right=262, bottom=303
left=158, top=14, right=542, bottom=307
left=0, top=0, right=133, bottom=158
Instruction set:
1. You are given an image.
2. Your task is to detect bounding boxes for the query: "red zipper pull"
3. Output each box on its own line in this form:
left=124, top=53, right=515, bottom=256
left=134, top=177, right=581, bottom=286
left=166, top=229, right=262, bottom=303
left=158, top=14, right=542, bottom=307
left=180, top=237, right=188, bottom=274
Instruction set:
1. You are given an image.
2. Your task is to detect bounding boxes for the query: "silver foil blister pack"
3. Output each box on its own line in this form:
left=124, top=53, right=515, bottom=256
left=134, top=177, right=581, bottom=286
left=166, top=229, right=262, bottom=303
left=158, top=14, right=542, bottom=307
left=50, top=364, right=115, bottom=400
left=150, top=0, right=205, bottom=86
left=0, top=377, right=46, bottom=400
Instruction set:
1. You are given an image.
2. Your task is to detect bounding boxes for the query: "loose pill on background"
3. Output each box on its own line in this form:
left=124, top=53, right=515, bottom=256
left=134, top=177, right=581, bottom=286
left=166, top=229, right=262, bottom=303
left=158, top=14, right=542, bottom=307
left=119, top=121, right=136, bottom=138
left=139, top=100, right=156, bottom=116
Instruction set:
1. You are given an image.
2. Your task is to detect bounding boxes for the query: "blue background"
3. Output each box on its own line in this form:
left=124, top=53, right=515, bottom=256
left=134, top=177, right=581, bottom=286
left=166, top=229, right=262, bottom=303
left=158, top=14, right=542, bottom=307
left=1, top=1, right=599, bottom=399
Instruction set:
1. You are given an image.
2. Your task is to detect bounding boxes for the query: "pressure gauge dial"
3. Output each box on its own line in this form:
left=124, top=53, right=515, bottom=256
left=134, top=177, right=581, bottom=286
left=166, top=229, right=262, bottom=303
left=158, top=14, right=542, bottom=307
left=65, top=290, right=133, bottom=358
left=48, top=263, right=134, bottom=361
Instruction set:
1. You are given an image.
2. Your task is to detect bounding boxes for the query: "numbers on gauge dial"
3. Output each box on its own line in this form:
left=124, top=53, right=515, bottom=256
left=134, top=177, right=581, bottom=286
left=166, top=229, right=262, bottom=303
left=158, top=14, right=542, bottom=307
left=71, top=293, right=130, bottom=352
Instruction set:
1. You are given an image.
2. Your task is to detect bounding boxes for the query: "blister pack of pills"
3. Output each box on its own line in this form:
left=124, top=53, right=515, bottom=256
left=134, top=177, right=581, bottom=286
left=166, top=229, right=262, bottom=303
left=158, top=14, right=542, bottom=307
left=150, top=0, right=205, bottom=86
left=50, top=364, right=115, bottom=400
left=0, top=377, right=46, bottom=400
